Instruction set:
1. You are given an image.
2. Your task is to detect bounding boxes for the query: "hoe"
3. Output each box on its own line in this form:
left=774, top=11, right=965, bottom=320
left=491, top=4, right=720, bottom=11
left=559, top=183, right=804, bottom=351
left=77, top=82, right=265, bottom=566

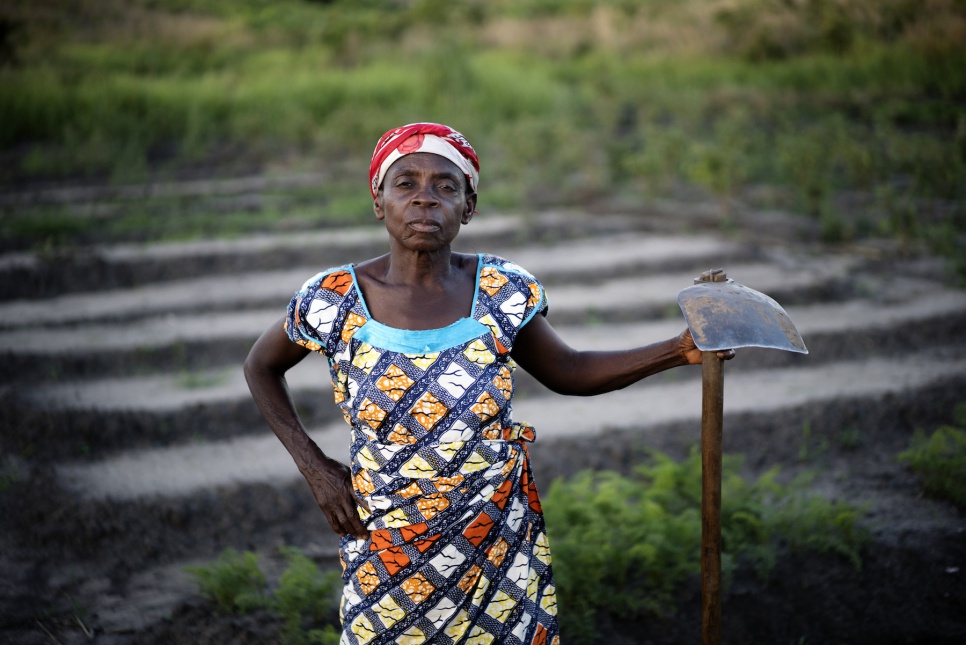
left=679, top=268, right=808, bottom=645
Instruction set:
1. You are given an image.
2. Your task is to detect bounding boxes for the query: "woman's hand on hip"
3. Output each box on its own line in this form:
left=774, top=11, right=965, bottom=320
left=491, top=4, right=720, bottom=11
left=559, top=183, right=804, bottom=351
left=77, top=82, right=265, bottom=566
left=303, top=455, right=371, bottom=540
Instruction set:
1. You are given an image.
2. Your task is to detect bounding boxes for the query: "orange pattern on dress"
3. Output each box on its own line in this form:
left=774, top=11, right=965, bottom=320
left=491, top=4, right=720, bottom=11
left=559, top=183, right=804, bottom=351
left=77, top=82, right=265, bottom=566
left=416, top=493, right=450, bottom=520
left=387, top=424, right=417, bottom=444
left=462, top=511, right=495, bottom=547
left=501, top=452, right=519, bottom=477
left=528, top=281, right=542, bottom=308
left=401, top=572, right=436, bottom=604
left=493, top=366, right=513, bottom=400
left=376, top=365, right=415, bottom=401
left=457, top=564, right=482, bottom=594
left=357, top=561, right=380, bottom=595
left=354, top=469, right=375, bottom=496
left=321, top=270, right=353, bottom=296
left=471, top=391, right=500, bottom=421
left=479, top=267, right=509, bottom=296
left=399, top=522, right=429, bottom=542
left=358, top=398, right=387, bottom=430
left=491, top=479, right=513, bottom=511
left=434, top=474, right=464, bottom=492
left=487, top=537, right=509, bottom=568
left=481, top=420, right=501, bottom=440
left=523, top=467, right=542, bottom=513
left=398, top=482, right=423, bottom=498
left=413, top=533, right=439, bottom=553
left=533, top=623, right=549, bottom=645
left=341, top=312, right=367, bottom=343
left=409, top=392, right=448, bottom=430
left=378, top=546, right=411, bottom=576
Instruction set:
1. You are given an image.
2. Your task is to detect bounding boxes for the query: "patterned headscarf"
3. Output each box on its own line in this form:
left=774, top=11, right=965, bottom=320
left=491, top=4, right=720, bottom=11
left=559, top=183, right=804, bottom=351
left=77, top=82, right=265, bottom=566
left=369, top=123, right=480, bottom=199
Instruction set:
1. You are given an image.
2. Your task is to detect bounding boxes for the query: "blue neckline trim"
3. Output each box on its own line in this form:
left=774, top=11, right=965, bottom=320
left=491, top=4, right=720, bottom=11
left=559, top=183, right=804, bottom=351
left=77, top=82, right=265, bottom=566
left=347, top=255, right=488, bottom=353
left=354, top=317, right=490, bottom=353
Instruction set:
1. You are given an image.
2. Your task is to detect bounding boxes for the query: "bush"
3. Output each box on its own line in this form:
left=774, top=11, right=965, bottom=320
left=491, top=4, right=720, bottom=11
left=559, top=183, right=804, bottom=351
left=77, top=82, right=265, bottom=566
left=898, top=406, right=966, bottom=508
left=184, top=548, right=267, bottom=614
left=186, top=546, right=342, bottom=645
left=273, top=547, right=342, bottom=645
left=543, top=448, right=869, bottom=644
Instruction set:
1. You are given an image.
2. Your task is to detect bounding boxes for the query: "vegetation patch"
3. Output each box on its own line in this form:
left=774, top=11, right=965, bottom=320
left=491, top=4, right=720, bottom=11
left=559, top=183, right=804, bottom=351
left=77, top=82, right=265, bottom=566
left=187, top=449, right=869, bottom=644
left=543, top=448, right=869, bottom=644
left=898, top=404, right=966, bottom=508
left=1, top=0, right=963, bottom=268
left=186, top=546, right=342, bottom=645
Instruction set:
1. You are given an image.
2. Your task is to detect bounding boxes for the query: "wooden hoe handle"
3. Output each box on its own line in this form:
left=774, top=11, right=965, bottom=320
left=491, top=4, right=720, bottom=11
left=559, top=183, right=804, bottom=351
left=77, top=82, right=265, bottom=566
left=701, top=351, right=724, bottom=645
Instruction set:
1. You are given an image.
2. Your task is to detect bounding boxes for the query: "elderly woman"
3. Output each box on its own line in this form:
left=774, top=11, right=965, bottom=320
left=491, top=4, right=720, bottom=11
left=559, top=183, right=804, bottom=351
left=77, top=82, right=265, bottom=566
left=244, top=123, right=732, bottom=644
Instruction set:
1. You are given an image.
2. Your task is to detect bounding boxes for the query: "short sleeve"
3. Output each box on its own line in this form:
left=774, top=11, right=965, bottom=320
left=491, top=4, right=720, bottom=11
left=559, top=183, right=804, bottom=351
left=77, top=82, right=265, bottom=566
left=285, top=266, right=355, bottom=356
left=476, top=256, right=549, bottom=347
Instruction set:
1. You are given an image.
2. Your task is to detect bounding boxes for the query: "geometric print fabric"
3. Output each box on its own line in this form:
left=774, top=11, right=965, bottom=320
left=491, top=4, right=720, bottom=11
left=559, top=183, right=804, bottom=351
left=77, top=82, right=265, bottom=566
left=286, top=255, right=560, bottom=644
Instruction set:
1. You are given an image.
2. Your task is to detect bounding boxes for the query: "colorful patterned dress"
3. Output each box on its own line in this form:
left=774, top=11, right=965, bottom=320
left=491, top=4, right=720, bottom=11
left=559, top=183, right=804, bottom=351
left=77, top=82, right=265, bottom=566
left=285, top=254, right=560, bottom=645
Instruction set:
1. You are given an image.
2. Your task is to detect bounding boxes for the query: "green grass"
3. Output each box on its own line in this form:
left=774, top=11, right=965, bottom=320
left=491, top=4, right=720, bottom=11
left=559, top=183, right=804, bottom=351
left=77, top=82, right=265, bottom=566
left=186, top=546, right=341, bottom=645
left=543, top=448, right=869, bottom=644
left=190, top=446, right=871, bottom=644
left=1, top=0, right=963, bottom=265
left=897, top=404, right=966, bottom=508
left=184, top=548, right=266, bottom=614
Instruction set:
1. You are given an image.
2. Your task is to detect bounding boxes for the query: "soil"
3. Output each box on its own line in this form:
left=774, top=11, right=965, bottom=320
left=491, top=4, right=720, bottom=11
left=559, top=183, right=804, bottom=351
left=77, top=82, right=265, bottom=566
left=1, top=189, right=964, bottom=644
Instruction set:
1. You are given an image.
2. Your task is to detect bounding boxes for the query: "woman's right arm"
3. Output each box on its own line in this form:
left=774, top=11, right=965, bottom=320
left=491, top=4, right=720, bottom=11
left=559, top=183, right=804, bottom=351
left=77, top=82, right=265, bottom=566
left=243, top=316, right=370, bottom=539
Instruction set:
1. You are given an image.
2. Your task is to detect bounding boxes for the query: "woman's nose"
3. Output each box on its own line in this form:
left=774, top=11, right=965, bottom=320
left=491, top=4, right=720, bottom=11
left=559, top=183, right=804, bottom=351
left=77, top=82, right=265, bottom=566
left=411, top=185, right=439, bottom=206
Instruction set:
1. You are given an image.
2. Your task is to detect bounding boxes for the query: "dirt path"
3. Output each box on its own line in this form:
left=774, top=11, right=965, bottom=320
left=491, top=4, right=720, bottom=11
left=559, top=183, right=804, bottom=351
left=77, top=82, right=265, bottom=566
left=1, top=197, right=964, bottom=644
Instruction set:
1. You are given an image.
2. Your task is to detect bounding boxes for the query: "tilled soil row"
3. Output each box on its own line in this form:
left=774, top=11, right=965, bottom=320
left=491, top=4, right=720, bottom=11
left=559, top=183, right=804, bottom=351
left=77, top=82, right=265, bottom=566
left=2, top=208, right=965, bottom=644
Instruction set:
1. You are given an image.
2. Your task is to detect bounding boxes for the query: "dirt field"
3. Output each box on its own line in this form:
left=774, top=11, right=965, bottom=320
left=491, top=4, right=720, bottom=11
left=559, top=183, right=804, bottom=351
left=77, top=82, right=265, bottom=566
left=1, top=182, right=964, bottom=644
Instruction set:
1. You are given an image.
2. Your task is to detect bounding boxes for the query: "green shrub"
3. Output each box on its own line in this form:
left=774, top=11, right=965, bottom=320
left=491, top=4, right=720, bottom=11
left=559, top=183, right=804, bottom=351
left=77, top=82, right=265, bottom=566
left=186, top=546, right=342, bottom=644
left=273, top=547, right=342, bottom=645
left=2, top=0, right=964, bottom=267
left=898, top=407, right=966, bottom=508
left=543, top=448, right=869, bottom=644
left=184, top=548, right=267, bottom=614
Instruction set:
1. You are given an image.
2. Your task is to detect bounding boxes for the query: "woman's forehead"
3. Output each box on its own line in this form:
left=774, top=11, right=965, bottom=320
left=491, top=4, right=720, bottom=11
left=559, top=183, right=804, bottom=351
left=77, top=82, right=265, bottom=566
left=385, top=152, right=462, bottom=178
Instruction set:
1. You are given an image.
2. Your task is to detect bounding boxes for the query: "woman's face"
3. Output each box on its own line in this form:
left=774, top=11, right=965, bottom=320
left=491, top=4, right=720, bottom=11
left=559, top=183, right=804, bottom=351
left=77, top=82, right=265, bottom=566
left=374, top=152, right=477, bottom=252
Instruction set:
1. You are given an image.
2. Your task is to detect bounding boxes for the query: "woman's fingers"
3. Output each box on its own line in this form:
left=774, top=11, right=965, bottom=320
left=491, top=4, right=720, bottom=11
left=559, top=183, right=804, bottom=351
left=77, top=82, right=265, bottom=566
left=305, top=459, right=370, bottom=539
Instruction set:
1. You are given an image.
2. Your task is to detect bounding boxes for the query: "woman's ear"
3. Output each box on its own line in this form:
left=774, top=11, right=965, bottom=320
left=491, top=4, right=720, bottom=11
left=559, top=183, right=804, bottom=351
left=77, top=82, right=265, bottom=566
left=462, top=191, right=477, bottom=225
left=373, top=191, right=385, bottom=221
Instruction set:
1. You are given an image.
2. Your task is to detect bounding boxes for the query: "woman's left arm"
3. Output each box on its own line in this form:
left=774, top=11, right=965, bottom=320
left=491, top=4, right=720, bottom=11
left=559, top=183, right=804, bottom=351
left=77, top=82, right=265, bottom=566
left=510, top=314, right=733, bottom=396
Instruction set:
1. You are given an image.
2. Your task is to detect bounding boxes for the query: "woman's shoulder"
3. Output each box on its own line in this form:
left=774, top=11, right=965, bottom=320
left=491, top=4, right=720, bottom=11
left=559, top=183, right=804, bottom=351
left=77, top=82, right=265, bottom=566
left=475, top=253, right=548, bottom=332
left=478, top=253, right=540, bottom=281
left=287, top=264, right=361, bottom=355
left=295, top=264, right=356, bottom=297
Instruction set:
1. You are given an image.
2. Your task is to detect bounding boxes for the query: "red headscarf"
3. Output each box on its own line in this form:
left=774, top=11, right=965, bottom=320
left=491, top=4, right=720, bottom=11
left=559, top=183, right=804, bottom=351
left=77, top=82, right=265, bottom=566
left=369, top=123, right=480, bottom=199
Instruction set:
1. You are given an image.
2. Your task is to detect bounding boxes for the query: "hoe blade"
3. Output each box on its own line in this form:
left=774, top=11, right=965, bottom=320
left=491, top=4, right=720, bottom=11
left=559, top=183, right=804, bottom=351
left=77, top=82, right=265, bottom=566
left=678, top=278, right=808, bottom=354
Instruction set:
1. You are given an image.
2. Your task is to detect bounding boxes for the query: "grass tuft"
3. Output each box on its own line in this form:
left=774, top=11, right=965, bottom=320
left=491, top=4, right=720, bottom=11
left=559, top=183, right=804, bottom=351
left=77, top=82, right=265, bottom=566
left=543, top=447, right=869, bottom=644
left=897, top=405, right=966, bottom=508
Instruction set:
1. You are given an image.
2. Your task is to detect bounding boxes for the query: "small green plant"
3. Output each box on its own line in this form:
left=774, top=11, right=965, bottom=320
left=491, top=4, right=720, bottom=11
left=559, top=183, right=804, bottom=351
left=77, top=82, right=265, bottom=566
left=897, top=407, right=966, bottom=508
left=177, top=369, right=229, bottom=389
left=273, top=547, right=342, bottom=645
left=798, top=420, right=829, bottom=462
left=0, top=455, right=21, bottom=493
left=185, top=548, right=267, bottom=614
left=838, top=426, right=862, bottom=451
left=187, top=546, right=343, bottom=644
left=544, top=447, right=868, bottom=644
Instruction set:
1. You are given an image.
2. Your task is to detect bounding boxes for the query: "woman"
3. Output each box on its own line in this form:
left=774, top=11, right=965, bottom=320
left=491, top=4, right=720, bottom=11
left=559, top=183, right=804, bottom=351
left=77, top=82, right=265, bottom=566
left=244, top=123, right=733, bottom=644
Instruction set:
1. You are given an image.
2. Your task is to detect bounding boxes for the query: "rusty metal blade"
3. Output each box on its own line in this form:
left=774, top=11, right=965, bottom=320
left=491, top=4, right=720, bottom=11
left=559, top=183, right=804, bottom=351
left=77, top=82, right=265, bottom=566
left=678, top=279, right=808, bottom=354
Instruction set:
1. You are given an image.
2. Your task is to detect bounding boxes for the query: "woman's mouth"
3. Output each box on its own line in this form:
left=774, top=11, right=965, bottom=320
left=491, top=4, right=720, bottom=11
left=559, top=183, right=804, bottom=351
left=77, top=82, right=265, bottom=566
left=408, top=220, right=441, bottom=233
